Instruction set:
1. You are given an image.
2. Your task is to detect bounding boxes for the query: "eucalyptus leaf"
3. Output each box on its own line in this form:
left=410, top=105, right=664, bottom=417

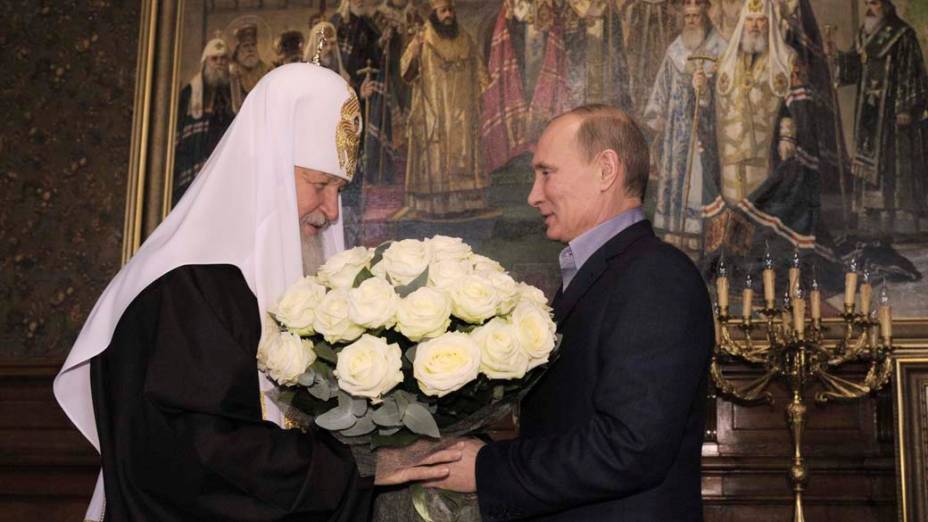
left=352, top=267, right=374, bottom=288
left=340, top=410, right=376, bottom=436
left=403, top=402, right=441, bottom=438
left=395, top=267, right=429, bottom=298
left=370, top=241, right=392, bottom=268
left=393, top=389, right=413, bottom=412
left=404, top=345, right=418, bottom=365
left=372, top=398, right=403, bottom=427
left=315, top=404, right=357, bottom=431
left=314, top=341, right=339, bottom=364
left=378, top=426, right=401, bottom=436
left=307, top=378, right=332, bottom=401
left=350, top=396, right=368, bottom=417
left=297, top=369, right=316, bottom=387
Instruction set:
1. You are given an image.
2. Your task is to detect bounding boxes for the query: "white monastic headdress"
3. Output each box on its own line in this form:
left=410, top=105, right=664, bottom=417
left=200, top=36, right=229, bottom=62
left=716, top=0, right=794, bottom=97
left=54, top=63, right=361, bottom=521
left=304, top=21, right=350, bottom=82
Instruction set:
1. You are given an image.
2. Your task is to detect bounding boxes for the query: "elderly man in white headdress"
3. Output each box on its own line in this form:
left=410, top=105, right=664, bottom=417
left=54, top=64, right=461, bottom=522
left=644, top=0, right=727, bottom=256
left=172, top=37, right=236, bottom=205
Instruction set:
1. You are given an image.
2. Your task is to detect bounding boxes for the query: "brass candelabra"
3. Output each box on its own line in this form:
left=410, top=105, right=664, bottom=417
left=710, top=250, right=895, bottom=522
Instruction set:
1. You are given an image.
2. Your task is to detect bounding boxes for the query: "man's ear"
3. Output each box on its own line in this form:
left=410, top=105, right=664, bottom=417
left=597, top=149, right=622, bottom=192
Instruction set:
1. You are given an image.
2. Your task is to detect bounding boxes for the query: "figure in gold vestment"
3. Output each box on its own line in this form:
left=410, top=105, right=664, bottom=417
left=399, top=0, right=489, bottom=217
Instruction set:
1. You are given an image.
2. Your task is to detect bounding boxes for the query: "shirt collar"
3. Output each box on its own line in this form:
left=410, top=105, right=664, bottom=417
left=563, top=207, right=646, bottom=277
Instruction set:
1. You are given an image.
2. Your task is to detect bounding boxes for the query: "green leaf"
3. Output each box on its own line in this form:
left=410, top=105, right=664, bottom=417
left=370, top=241, right=392, bottom=268
left=372, top=397, right=403, bottom=427
left=315, top=403, right=357, bottom=431
left=402, top=402, right=440, bottom=438
left=378, top=426, right=401, bottom=436
left=297, top=369, right=316, bottom=387
left=395, top=267, right=429, bottom=298
left=371, top=428, right=420, bottom=449
left=314, top=340, right=338, bottom=364
left=404, top=345, right=418, bottom=365
left=340, top=410, right=376, bottom=436
left=352, top=267, right=374, bottom=288
left=307, top=377, right=332, bottom=401
left=350, top=396, right=368, bottom=417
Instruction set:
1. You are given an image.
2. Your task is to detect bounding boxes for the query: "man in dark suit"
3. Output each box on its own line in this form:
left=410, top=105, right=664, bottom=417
left=427, top=104, right=714, bottom=521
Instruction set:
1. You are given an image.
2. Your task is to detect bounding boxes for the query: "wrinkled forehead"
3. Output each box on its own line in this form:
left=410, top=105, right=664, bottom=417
left=745, top=13, right=769, bottom=23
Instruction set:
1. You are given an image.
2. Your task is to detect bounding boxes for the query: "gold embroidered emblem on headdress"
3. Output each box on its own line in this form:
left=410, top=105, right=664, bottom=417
left=336, top=87, right=362, bottom=180
left=747, top=0, right=763, bottom=13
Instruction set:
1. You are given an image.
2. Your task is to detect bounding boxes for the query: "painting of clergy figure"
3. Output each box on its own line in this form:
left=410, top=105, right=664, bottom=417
left=644, top=0, right=727, bottom=258
left=272, top=30, right=306, bottom=67
left=229, top=21, right=273, bottom=113
left=305, top=21, right=351, bottom=82
left=172, top=37, right=236, bottom=206
left=482, top=0, right=571, bottom=173
left=564, top=0, right=631, bottom=110
left=373, top=0, right=422, bottom=143
left=398, top=0, right=489, bottom=218
left=778, top=0, right=850, bottom=205
left=831, top=0, right=928, bottom=236
left=622, top=0, right=680, bottom=113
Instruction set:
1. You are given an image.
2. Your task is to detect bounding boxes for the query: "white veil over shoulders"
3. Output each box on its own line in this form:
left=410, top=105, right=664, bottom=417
left=53, top=63, right=362, bottom=521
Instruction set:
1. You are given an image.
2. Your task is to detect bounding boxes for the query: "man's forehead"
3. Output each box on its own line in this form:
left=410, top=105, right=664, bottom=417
left=745, top=13, right=768, bottom=21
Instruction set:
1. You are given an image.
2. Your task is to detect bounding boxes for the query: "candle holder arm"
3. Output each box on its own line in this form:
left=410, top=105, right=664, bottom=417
left=710, top=357, right=776, bottom=405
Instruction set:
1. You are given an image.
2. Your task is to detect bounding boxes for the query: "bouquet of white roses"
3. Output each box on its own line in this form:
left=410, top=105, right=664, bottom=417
left=257, top=234, right=559, bottom=451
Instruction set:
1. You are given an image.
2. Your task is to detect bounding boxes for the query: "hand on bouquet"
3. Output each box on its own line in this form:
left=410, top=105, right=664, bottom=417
left=423, top=438, right=485, bottom=493
left=374, top=439, right=464, bottom=485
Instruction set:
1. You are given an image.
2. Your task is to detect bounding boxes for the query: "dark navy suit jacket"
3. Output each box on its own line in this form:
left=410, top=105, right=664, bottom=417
left=475, top=220, right=713, bottom=521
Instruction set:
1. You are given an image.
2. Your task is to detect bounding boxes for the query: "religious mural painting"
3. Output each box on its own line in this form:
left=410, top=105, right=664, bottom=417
left=165, top=0, right=928, bottom=317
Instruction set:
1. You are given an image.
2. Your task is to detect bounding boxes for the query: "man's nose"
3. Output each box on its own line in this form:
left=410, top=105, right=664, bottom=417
left=321, top=190, right=340, bottom=221
left=527, top=176, right=543, bottom=208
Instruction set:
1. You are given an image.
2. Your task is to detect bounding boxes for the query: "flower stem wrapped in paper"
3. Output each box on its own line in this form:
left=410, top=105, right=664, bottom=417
left=258, top=235, right=560, bottom=521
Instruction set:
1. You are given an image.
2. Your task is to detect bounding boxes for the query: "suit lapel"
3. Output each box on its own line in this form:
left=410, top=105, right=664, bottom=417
left=553, top=220, right=655, bottom=325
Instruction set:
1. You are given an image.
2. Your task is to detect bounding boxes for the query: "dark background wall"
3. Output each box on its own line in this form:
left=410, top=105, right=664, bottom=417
left=1, top=2, right=139, bottom=519
left=1, top=0, right=139, bottom=359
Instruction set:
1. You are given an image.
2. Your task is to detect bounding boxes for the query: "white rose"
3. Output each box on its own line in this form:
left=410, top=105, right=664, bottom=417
left=395, top=287, right=452, bottom=341
left=335, top=334, right=404, bottom=400
left=257, top=329, right=316, bottom=386
left=317, top=246, right=373, bottom=289
left=428, top=258, right=472, bottom=291
left=471, top=317, right=529, bottom=380
left=485, top=271, right=519, bottom=315
left=348, top=277, right=399, bottom=329
left=271, top=276, right=327, bottom=335
left=510, top=302, right=557, bottom=370
left=449, top=274, right=500, bottom=324
left=427, top=235, right=472, bottom=262
left=470, top=254, right=505, bottom=274
left=413, top=332, right=482, bottom=397
left=380, top=239, right=431, bottom=286
left=313, top=289, right=365, bottom=344
left=517, top=282, right=551, bottom=310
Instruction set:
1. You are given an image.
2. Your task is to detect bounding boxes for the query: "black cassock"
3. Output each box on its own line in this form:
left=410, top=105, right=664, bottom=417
left=90, top=264, right=373, bottom=521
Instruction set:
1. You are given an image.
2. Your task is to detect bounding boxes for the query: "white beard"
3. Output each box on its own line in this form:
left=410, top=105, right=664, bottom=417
left=682, top=26, right=707, bottom=50
left=863, top=13, right=884, bottom=36
left=301, top=232, right=326, bottom=276
left=740, top=31, right=768, bottom=55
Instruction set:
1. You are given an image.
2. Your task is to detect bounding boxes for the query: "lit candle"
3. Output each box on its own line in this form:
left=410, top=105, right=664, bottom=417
left=859, top=270, right=872, bottom=316
left=713, top=303, right=722, bottom=345
left=742, top=273, right=754, bottom=320
left=716, top=256, right=730, bottom=312
left=878, top=283, right=892, bottom=341
left=793, top=285, right=806, bottom=339
left=788, top=249, right=801, bottom=296
left=763, top=243, right=776, bottom=308
left=844, top=258, right=858, bottom=309
left=810, top=278, right=821, bottom=320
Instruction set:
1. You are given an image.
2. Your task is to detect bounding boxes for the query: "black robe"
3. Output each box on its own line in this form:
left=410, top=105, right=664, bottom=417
left=90, top=264, right=373, bottom=521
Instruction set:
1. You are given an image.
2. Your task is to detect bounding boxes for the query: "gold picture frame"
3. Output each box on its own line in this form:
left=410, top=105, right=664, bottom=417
left=894, top=347, right=928, bottom=522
